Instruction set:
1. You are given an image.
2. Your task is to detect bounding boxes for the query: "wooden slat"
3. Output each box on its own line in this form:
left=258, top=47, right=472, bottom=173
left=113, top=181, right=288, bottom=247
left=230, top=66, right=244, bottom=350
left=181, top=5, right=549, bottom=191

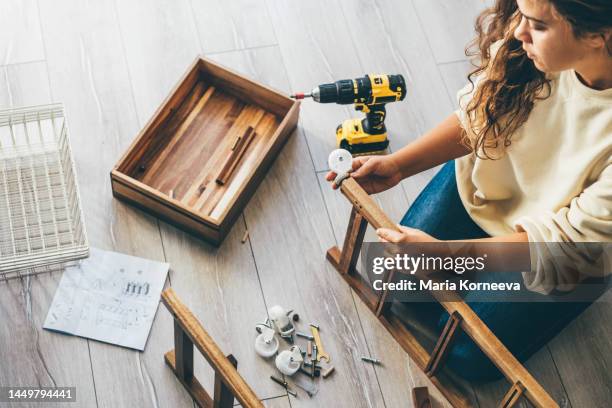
left=425, top=312, right=462, bottom=377
left=337, top=207, right=368, bottom=275
left=498, top=382, right=525, bottom=408
left=174, top=319, right=195, bottom=382
left=162, top=288, right=263, bottom=408
left=412, top=386, right=433, bottom=408
left=214, top=354, right=238, bottom=408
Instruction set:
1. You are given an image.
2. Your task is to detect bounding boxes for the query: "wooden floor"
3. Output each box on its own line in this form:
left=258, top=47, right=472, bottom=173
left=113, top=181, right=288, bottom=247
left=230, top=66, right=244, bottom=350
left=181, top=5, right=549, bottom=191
left=0, top=1, right=610, bottom=407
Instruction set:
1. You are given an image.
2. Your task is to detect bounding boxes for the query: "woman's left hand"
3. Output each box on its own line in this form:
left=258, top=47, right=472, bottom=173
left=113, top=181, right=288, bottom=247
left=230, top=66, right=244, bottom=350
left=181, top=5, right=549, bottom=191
left=376, top=225, right=439, bottom=243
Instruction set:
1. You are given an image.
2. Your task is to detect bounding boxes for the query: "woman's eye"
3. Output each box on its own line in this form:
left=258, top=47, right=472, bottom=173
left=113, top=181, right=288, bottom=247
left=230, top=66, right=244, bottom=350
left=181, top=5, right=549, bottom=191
left=529, top=21, right=546, bottom=31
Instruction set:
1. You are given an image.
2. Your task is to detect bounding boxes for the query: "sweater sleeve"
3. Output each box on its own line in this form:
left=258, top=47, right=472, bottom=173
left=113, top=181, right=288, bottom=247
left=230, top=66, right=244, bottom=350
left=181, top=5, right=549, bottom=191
left=513, top=160, right=612, bottom=294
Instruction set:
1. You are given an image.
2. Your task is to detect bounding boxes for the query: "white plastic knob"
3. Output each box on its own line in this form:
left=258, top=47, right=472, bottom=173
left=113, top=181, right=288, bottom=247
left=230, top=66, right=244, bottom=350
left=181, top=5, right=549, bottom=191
left=328, top=149, right=353, bottom=175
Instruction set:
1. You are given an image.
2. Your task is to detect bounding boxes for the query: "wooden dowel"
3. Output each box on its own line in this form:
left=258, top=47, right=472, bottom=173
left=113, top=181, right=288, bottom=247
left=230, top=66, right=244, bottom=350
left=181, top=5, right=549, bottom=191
left=216, top=126, right=256, bottom=186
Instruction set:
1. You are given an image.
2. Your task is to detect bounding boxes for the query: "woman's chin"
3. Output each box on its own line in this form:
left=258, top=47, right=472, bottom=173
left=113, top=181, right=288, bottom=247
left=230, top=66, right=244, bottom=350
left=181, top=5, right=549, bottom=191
left=531, top=58, right=548, bottom=73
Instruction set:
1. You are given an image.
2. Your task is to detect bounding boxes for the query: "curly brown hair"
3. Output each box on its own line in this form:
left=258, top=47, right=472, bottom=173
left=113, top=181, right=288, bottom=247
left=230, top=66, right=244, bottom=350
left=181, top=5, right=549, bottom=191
left=462, top=0, right=612, bottom=159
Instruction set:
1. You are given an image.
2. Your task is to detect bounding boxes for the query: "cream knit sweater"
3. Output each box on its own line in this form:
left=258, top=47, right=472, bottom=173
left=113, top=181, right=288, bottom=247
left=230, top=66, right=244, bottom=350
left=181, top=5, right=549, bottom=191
left=455, top=67, right=612, bottom=293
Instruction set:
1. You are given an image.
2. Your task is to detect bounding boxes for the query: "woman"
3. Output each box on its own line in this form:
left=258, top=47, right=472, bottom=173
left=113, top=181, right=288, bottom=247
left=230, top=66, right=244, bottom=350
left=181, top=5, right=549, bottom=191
left=327, top=0, right=611, bottom=380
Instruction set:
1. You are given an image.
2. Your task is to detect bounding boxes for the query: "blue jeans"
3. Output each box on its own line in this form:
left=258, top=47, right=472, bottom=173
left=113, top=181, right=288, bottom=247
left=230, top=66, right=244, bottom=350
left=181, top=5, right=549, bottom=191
left=399, top=161, right=591, bottom=381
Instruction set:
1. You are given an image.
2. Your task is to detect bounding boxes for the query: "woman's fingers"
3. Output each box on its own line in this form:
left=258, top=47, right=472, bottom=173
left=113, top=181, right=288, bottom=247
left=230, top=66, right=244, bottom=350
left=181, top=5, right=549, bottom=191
left=351, top=156, right=369, bottom=172
left=352, top=157, right=378, bottom=179
left=376, top=227, right=404, bottom=243
left=325, top=171, right=337, bottom=181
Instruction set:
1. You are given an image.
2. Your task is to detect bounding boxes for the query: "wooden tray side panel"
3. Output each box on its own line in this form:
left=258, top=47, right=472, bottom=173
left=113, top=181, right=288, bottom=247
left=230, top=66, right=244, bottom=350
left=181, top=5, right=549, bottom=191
left=199, top=58, right=292, bottom=117
left=110, top=56, right=300, bottom=246
left=111, top=172, right=221, bottom=244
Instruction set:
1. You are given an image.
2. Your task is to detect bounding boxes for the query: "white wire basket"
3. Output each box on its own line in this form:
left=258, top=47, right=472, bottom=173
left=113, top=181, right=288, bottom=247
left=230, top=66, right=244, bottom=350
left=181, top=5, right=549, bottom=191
left=0, top=104, right=89, bottom=280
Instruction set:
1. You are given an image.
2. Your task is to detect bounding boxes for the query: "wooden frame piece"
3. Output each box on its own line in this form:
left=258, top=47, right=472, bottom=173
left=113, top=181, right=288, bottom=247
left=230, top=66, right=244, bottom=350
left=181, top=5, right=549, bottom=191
left=499, top=382, right=525, bottom=408
left=325, top=176, right=558, bottom=408
left=412, top=386, right=433, bottom=408
left=425, top=311, right=462, bottom=377
left=111, top=57, right=300, bottom=246
left=162, top=288, right=263, bottom=408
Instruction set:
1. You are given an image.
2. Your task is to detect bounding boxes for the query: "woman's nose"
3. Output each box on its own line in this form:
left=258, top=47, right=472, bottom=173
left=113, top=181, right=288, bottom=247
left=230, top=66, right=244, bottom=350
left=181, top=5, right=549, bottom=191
left=514, top=16, right=531, bottom=43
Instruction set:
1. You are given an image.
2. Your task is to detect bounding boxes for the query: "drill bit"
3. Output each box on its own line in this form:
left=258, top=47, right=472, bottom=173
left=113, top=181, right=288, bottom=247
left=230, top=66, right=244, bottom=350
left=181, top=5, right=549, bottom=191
left=290, top=92, right=312, bottom=100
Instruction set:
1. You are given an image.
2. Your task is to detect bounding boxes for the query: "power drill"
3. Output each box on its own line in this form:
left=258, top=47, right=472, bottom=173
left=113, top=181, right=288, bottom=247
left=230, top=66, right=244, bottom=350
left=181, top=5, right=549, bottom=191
left=292, top=74, right=406, bottom=155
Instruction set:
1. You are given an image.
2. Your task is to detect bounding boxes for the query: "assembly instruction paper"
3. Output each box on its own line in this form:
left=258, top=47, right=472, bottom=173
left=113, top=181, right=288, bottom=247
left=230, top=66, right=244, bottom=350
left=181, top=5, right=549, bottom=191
left=44, top=247, right=169, bottom=350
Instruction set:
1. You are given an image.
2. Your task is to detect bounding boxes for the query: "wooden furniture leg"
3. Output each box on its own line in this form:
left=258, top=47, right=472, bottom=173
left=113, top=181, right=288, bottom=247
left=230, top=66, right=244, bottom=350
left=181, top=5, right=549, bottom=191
left=214, top=354, right=238, bottom=408
left=412, top=386, right=433, bottom=408
left=339, top=207, right=368, bottom=275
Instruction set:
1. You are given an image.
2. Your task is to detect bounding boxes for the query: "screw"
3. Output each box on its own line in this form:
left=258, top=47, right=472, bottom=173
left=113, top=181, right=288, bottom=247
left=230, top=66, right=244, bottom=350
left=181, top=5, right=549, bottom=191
left=311, top=345, right=318, bottom=378
left=292, top=313, right=300, bottom=322
left=296, top=331, right=314, bottom=340
left=361, top=356, right=381, bottom=365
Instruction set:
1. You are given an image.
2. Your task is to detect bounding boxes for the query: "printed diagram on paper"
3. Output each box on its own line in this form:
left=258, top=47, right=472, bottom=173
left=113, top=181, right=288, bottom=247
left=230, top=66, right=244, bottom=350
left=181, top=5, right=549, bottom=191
left=44, top=247, right=169, bottom=350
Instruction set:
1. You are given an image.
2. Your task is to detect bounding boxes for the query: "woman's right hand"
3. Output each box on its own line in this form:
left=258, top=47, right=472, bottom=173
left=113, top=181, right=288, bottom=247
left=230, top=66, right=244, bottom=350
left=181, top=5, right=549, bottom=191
left=325, top=154, right=404, bottom=194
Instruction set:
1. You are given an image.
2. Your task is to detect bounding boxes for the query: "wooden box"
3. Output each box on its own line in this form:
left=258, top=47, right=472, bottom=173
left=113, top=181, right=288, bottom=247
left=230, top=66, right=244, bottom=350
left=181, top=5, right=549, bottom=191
left=111, top=57, right=300, bottom=245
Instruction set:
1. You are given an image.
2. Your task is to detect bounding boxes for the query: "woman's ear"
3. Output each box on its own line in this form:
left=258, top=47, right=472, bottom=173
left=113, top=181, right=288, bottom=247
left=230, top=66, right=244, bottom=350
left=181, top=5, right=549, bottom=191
left=583, top=29, right=612, bottom=54
left=604, top=30, right=612, bottom=56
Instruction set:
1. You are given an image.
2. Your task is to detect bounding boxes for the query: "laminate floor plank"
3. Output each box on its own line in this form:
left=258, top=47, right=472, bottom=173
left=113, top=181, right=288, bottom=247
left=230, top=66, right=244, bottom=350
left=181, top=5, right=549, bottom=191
left=190, top=0, right=277, bottom=54
left=548, top=295, right=612, bottom=408
left=116, top=3, right=284, bottom=402
left=0, top=0, right=45, bottom=66
left=38, top=1, right=193, bottom=406
left=411, top=0, right=490, bottom=64
left=0, top=61, right=97, bottom=408
left=213, top=46, right=388, bottom=407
